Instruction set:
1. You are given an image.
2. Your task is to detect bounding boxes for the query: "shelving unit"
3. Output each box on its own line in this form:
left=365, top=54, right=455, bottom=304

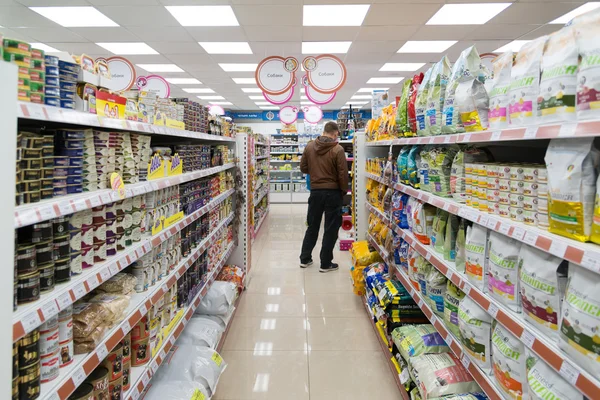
left=253, top=135, right=269, bottom=241
left=269, top=133, right=312, bottom=204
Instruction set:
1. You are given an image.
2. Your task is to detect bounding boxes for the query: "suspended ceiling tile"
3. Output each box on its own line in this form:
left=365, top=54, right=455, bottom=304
left=0, top=26, right=35, bottom=42
left=16, top=0, right=91, bottom=5
left=68, top=27, right=141, bottom=42
left=0, top=5, right=61, bottom=28
left=488, top=2, right=583, bottom=24
left=250, top=41, right=301, bottom=55
left=148, top=41, right=202, bottom=55
left=302, top=27, right=360, bottom=42
left=88, top=0, right=160, bottom=4
left=519, top=24, right=561, bottom=39
left=126, top=26, right=194, bottom=42
left=349, top=41, right=405, bottom=54
left=464, top=24, right=542, bottom=40
left=43, top=42, right=107, bottom=54
left=11, top=27, right=86, bottom=42
left=244, top=26, right=302, bottom=42
left=233, top=5, right=302, bottom=26
left=209, top=54, right=261, bottom=63
left=165, top=53, right=213, bottom=64
left=363, top=3, right=442, bottom=26
left=355, top=26, right=419, bottom=42
left=121, top=54, right=172, bottom=63
left=186, top=26, right=247, bottom=41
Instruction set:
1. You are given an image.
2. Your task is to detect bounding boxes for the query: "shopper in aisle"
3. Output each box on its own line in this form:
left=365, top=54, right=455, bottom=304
left=299, top=121, right=348, bottom=272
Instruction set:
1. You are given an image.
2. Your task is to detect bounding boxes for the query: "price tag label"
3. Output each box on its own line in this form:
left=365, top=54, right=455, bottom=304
left=22, top=312, right=42, bottom=334
left=488, top=303, right=499, bottom=318
left=27, top=104, right=47, bottom=120
left=41, top=301, right=59, bottom=320
left=462, top=133, right=471, bottom=143
left=122, top=319, right=131, bottom=334
left=458, top=208, right=468, bottom=218
left=72, top=367, right=87, bottom=386
left=109, top=263, right=120, bottom=275
left=141, top=372, right=150, bottom=386
left=442, top=203, right=450, bottom=211
left=73, top=283, right=87, bottom=299
left=446, top=335, right=453, bottom=347
left=523, top=231, right=539, bottom=246
left=39, top=207, right=57, bottom=222
left=428, top=137, right=435, bottom=144
left=512, top=227, right=526, bottom=240
left=524, top=126, right=538, bottom=139
left=444, top=136, right=451, bottom=144
left=549, top=241, right=568, bottom=258
left=58, top=202, right=74, bottom=216
left=520, top=330, right=536, bottom=348
left=87, top=275, right=100, bottom=290
left=169, top=336, right=176, bottom=345
left=140, top=303, right=148, bottom=315
left=582, top=252, right=600, bottom=272
left=460, top=354, right=471, bottom=369
left=47, top=393, right=60, bottom=400
left=99, top=192, right=112, bottom=204
left=462, top=284, right=471, bottom=296
left=131, top=389, right=141, bottom=400
left=90, top=196, right=102, bottom=207
left=159, top=349, right=166, bottom=360
left=558, top=122, right=577, bottom=138
left=417, top=298, right=423, bottom=308
left=96, top=343, right=109, bottom=361
left=425, top=252, right=432, bottom=261
left=100, top=269, right=111, bottom=282
left=479, top=215, right=488, bottom=227
left=57, top=292, right=72, bottom=310
left=400, top=368, right=410, bottom=384
left=161, top=283, right=169, bottom=293
left=499, top=223, right=510, bottom=235
left=150, top=360, right=159, bottom=374
left=491, top=131, right=502, bottom=141
left=559, top=360, right=579, bottom=385
left=487, top=218, right=497, bottom=229
left=467, top=209, right=479, bottom=222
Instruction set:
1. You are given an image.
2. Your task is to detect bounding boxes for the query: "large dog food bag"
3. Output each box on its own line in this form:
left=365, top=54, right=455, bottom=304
left=488, top=231, right=522, bottom=312
left=465, top=224, right=489, bottom=291
left=491, top=321, right=527, bottom=400
left=525, top=350, right=583, bottom=400
left=410, top=353, right=482, bottom=399
left=458, top=296, right=493, bottom=372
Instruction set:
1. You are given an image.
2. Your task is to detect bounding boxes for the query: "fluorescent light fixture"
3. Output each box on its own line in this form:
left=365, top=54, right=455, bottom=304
left=249, top=95, right=265, bottom=100
left=183, top=88, right=214, bottom=93
left=198, top=95, right=225, bottom=100
left=260, top=106, right=280, bottom=110
left=30, top=6, right=118, bottom=27
left=357, top=87, right=389, bottom=92
left=301, top=95, right=309, bottom=100
left=233, top=78, right=256, bottom=84
left=255, top=102, right=271, bottom=105
left=199, top=42, right=252, bottom=54
left=550, top=2, right=600, bottom=24
left=210, top=101, right=232, bottom=105
left=165, top=6, right=239, bottom=27
left=242, top=88, right=262, bottom=93
left=301, top=88, right=306, bottom=93
left=351, top=95, right=372, bottom=100
left=30, top=43, right=60, bottom=53
left=136, top=64, right=183, bottom=72
left=303, top=5, right=370, bottom=26
left=97, top=42, right=158, bottom=55
left=302, top=41, right=352, bottom=54
left=426, top=3, right=511, bottom=25
left=380, top=63, right=425, bottom=72
left=367, top=77, right=404, bottom=84
left=166, top=78, right=201, bottom=84
left=397, top=40, right=457, bottom=53
left=495, top=40, right=530, bottom=52
left=219, top=63, right=257, bottom=72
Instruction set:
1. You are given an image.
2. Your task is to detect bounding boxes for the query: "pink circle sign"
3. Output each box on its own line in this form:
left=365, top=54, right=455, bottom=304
left=263, top=85, right=295, bottom=105
left=256, top=56, right=298, bottom=96
left=136, top=75, right=170, bottom=98
left=302, top=105, right=323, bottom=124
left=304, top=82, right=336, bottom=105
left=279, top=106, right=298, bottom=124
left=306, top=54, right=347, bottom=94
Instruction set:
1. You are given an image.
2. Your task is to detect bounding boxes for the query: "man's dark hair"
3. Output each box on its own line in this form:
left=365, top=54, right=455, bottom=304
left=324, top=121, right=339, bottom=135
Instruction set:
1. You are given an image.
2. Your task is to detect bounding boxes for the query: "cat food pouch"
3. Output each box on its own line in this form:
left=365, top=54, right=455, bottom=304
left=397, top=146, right=410, bottom=184
left=444, top=214, right=459, bottom=262
left=519, top=245, right=568, bottom=340
left=573, top=8, right=600, bottom=119
left=508, top=36, right=546, bottom=127
left=488, top=231, right=522, bottom=312
left=408, top=73, right=424, bottom=135
left=539, top=26, right=578, bottom=123
left=456, top=76, right=490, bottom=132
left=443, top=46, right=482, bottom=134
left=426, top=56, right=452, bottom=136
left=416, top=67, right=434, bottom=136
left=451, top=147, right=492, bottom=203
left=408, top=146, right=421, bottom=189
left=559, top=263, right=600, bottom=377
left=413, top=202, right=435, bottom=245
left=397, top=78, right=412, bottom=135
left=491, top=321, right=527, bottom=400
left=392, top=192, right=410, bottom=230
left=465, top=224, right=489, bottom=291
left=544, top=138, right=600, bottom=242
left=426, top=145, right=460, bottom=198
left=431, top=209, right=448, bottom=254
left=445, top=280, right=465, bottom=338
left=489, top=51, right=513, bottom=129
left=459, top=296, right=492, bottom=372
left=525, top=350, right=584, bottom=400
left=455, top=218, right=468, bottom=273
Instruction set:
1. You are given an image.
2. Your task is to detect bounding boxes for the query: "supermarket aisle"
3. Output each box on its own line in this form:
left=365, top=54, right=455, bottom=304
left=214, top=204, right=399, bottom=400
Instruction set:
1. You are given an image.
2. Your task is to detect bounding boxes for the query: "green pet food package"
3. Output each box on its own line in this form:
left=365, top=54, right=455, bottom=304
left=426, top=56, right=451, bottom=136
left=444, top=280, right=465, bottom=338
left=397, top=147, right=410, bottom=185
left=459, top=296, right=493, bottom=372
left=526, top=350, right=583, bottom=400
left=426, top=267, right=447, bottom=316
left=431, top=208, right=448, bottom=254
left=455, top=218, right=468, bottom=273
left=444, top=214, right=459, bottom=262
left=424, top=145, right=460, bottom=197
left=416, top=67, right=433, bottom=137
left=397, top=78, right=412, bottom=135
left=407, top=146, right=421, bottom=189
left=391, top=324, right=450, bottom=362
left=572, top=7, right=600, bottom=120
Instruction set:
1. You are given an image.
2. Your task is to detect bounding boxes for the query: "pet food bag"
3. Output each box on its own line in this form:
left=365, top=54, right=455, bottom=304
left=408, top=145, right=422, bottom=189
left=573, top=8, right=600, bottom=120
left=451, top=147, right=492, bottom=203
left=559, top=263, right=600, bottom=377
left=519, top=245, right=568, bottom=339
left=426, top=267, right=447, bottom=316
left=408, top=73, right=424, bottom=135
left=488, top=231, right=522, bottom=312
left=544, top=138, right=600, bottom=242
left=392, top=324, right=450, bottom=362
left=410, top=353, right=481, bottom=399
left=443, top=46, right=482, bottom=134
left=525, top=350, right=584, bottom=400
left=444, top=214, right=459, bottom=262
left=197, top=281, right=238, bottom=316
left=398, top=147, right=410, bottom=184
left=445, top=280, right=465, bottom=338
left=508, top=36, right=546, bottom=127
left=413, top=202, right=436, bottom=245
left=455, top=77, right=490, bottom=132
left=592, top=174, right=600, bottom=244
left=465, top=224, right=489, bottom=291
left=431, top=209, right=449, bottom=254
left=392, top=192, right=409, bottom=229
left=491, top=321, right=527, bottom=400
left=455, top=218, right=468, bottom=273
left=416, top=67, right=434, bottom=137
left=424, top=145, right=460, bottom=197
left=539, top=26, right=578, bottom=123
left=397, top=78, right=413, bottom=135
left=426, top=56, right=452, bottom=136
left=458, top=296, right=492, bottom=372
left=178, top=317, right=224, bottom=348
left=489, top=51, right=513, bottom=129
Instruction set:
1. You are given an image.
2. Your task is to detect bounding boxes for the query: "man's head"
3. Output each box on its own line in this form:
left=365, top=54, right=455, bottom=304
left=323, top=121, right=340, bottom=139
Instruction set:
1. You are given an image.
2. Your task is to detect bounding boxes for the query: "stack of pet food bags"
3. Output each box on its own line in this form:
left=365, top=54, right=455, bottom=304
left=349, top=240, right=382, bottom=296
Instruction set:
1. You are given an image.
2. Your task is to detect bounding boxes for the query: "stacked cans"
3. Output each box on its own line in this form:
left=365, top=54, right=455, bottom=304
left=101, top=342, right=124, bottom=400
left=181, top=215, right=208, bottom=257
left=84, top=365, right=109, bottom=400
left=16, top=329, right=41, bottom=400
left=175, top=144, right=211, bottom=173
left=130, top=232, right=181, bottom=293
left=92, top=205, right=108, bottom=263
left=172, top=99, right=209, bottom=133
left=131, top=315, right=151, bottom=367
left=180, top=178, right=210, bottom=215
left=179, top=251, right=206, bottom=307
left=136, top=134, right=152, bottom=182
left=29, top=49, right=45, bottom=104
left=39, top=316, right=60, bottom=384
left=44, top=55, right=60, bottom=107
left=143, top=187, right=179, bottom=234
left=58, top=306, right=74, bottom=369
left=69, top=209, right=89, bottom=274
left=93, top=131, right=121, bottom=189
left=54, top=130, right=86, bottom=197
left=121, top=332, right=131, bottom=392
left=16, top=133, right=53, bottom=205
left=58, top=60, right=80, bottom=110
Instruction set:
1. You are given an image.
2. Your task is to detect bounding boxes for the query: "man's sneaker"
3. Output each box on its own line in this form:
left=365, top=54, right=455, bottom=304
left=300, top=260, right=313, bottom=268
left=319, top=263, right=339, bottom=273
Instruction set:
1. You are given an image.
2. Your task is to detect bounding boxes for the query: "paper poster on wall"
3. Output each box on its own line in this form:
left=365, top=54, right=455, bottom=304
left=105, top=56, right=136, bottom=92
left=256, top=56, right=298, bottom=95
left=136, top=75, right=170, bottom=98
left=304, top=54, right=347, bottom=94
left=302, top=105, right=323, bottom=124
left=371, top=90, right=389, bottom=119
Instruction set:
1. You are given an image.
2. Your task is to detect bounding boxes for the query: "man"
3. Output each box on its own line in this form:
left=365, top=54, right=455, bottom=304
left=299, top=121, right=349, bottom=273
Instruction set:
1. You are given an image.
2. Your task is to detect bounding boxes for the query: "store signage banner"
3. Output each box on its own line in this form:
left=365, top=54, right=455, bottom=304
left=303, top=75, right=336, bottom=105
left=304, top=54, right=347, bottom=94
left=263, top=84, right=295, bottom=105
left=302, top=105, right=323, bottom=124
left=256, top=56, right=298, bottom=95
left=279, top=106, right=299, bottom=124
left=228, top=110, right=366, bottom=121
left=105, top=56, right=136, bottom=92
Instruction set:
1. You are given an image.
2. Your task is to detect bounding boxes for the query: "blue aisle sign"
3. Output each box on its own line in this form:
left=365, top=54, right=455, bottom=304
left=228, top=110, right=371, bottom=121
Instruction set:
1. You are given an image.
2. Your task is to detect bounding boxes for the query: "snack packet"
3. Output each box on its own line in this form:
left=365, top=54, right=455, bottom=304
left=426, top=56, right=451, bottom=136
left=489, top=51, right=513, bottom=129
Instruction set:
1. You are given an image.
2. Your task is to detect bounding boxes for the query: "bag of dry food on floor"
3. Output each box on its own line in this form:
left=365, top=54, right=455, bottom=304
left=444, top=280, right=465, bottom=338
left=455, top=218, right=468, bottom=273
left=392, top=324, right=449, bottom=361
left=456, top=77, right=489, bottom=132
left=416, top=67, right=434, bottom=136
left=397, top=78, right=412, bottom=135
left=544, top=138, right=600, bottom=242
left=539, top=26, right=578, bottom=123
left=519, top=245, right=568, bottom=339
left=489, top=51, right=513, bottom=129
left=491, top=321, right=527, bottom=400
left=508, top=36, right=546, bottom=127
left=465, top=224, right=489, bottom=291
left=488, top=231, right=522, bottom=312
left=559, top=263, right=600, bottom=377
left=426, top=56, right=452, bottom=135
left=573, top=7, right=600, bottom=120
left=410, top=353, right=481, bottom=399
left=525, top=350, right=584, bottom=400
left=459, top=296, right=492, bottom=372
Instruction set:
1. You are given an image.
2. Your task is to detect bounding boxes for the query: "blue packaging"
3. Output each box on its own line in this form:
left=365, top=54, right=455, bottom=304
left=55, top=139, right=83, bottom=149
left=67, top=167, right=83, bottom=176
left=66, top=176, right=83, bottom=185
left=58, top=60, right=79, bottom=73
left=66, top=185, right=83, bottom=194
left=54, top=157, right=83, bottom=167
left=45, top=86, right=60, bottom=97
left=45, top=65, right=59, bottom=76
left=59, top=81, right=76, bottom=91
left=60, top=90, right=75, bottom=100
left=45, top=55, right=59, bottom=66
left=56, top=148, right=83, bottom=157
left=56, top=130, right=85, bottom=140
left=60, top=99, right=75, bottom=109
left=59, top=72, right=77, bottom=83
left=45, top=96, right=60, bottom=107
left=46, top=76, right=59, bottom=86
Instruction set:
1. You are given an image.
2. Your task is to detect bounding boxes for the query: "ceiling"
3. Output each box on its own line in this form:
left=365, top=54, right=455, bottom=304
left=0, top=0, right=589, bottom=111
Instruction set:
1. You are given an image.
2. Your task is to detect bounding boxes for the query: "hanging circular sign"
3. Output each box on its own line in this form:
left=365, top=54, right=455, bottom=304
left=136, top=75, right=170, bottom=98
left=306, top=54, right=347, bottom=94
left=105, top=56, right=136, bottom=92
left=302, top=57, right=317, bottom=72
left=302, top=105, right=323, bottom=124
left=279, top=106, right=299, bottom=124
left=263, top=85, right=295, bottom=105
left=304, top=76, right=336, bottom=105
left=256, top=56, right=298, bottom=95
left=208, top=105, right=225, bottom=115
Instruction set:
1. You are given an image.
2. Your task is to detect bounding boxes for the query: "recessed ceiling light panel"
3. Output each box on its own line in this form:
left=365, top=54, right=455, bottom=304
left=397, top=40, right=457, bottom=53
left=303, top=5, right=370, bottom=26
left=97, top=42, right=158, bottom=55
left=233, top=78, right=257, bottom=84
left=550, top=2, right=600, bottom=24
left=183, top=88, right=214, bottom=93
left=426, top=3, right=511, bottom=25
left=165, top=6, right=239, bottom=27
left=30, top=6, right=118, bottom=27
left=198, top=95, right=225, bottom=100
left=219, top=63, right=258, bottom=72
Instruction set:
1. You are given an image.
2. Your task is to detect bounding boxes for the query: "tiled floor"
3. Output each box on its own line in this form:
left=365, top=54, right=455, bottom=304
left=213, top=204, right=400, bottom=400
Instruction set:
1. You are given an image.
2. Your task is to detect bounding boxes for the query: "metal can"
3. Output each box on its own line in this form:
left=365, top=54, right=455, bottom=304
left=509, top=165, right=525, bottom=181
left=131, top=337, right=150, bottom=366
left=523, top=210, right=537, bottom=226
left=509, top=193, right=525, bottom=208
left=35, top=241, right=54, bottom=265
left=523, top=196, right=537, bottom=211
left=521, top=181, right=538, bottom=197
left=31, top=221, right=53, bottom=243
left=40, top=351, right=59, bottom=383
left=478, top=199, right=488, bottom=213
left=18, top=330, right=40, bottom=370
left=537, top=195, right=548, bottom=213
left=53, top=239, right=70, bottom=261
left=39, top=263, right=55, bottom=293
left=68, top=383, right=93, bottom=400
left=58, top=339, right=74, bottom=368
left=54, top=257, right=70, bottom=283
left=101, top=342, right=123, bottom=381
left=108, top=376, right=123, bottom=400
left=16, top=244, right=37, bottom=275
left=132, top=265, right=149, bottom=293
left=509, top=179, right=523, bottom=194
left=522, top=166, right=538, bottom=182
left=85, top=366, right=109, bottom=400
left=497, top=165, right=511, bottom=179
left=58, top=306, right=73, bottom=342
left=39, top=318, right=59, bottom=357
left=17, top=271, right=40, bottom=304
left=122, top=357, right=131, bottom=391
left=13, top=342, right=18, bottom=379
left=52, top=217, right=69, bottom=238
left=537, top=182, right=548, bottom=197
left=121, top=332, right=131, bottom=361
left=131, top=316, right=149, bottom=341
left=70, top=251, right=82, bottom=275
left=537, top=212, right=550, bottom=229
left=19, top=361, right=40, bottom=400
left=510, top=207, right=524, bottom=222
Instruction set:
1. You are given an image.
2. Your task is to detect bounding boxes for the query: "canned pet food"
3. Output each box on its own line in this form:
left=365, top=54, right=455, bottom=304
left=19, top=330, right=40, bottom=369
left=93, top=222, right=106, bottom=242
left=40, top=351, right=59, bottom=383
left=498, top=204, right=510, bottom=218
left=35, top=241, right=53, bottom=265
left=509, top=193, right=525, bottom=208
left=101, top=343, right=123, bottom=381
left=122, top=357, right=130, bottom=391
left=17, top=271, right=40, bottom=304
left=108, top=376, right=123, bottom=400
left=488, top=202, right=500, bottom=215
left=58, top=339, right=73, bottom=368
left=486, top=189, right=500, bottom=204
left=131, top=338, right=150, bottom=366
left=52, top=239, right=69, bottom=261
left=523, top=196, right=537, bottom=211
left=85, top=367, right=109, bottom=400
left=31, top=222, right=53, bottom=243
left=13, top=342, right=18, bottom=379
left=39, top=325, right=59, bottom=358
left=80, top=227, right=92, bottom=248
left=537, top=196, right=548, bottom=212
left=510, top=207, right=524, bottom=222
left=509, top=180, right=523, bottom=194
left=52, top=217, right=69, bottom=238
left=536, top=166, right=547, bottom=183
left=522, top=166, right=538, bottom=182
left=478, top=199, right=488, bottom=213
left=58, top=306, right=73, bottom=342
left=39, top=263, right=55, bottom=293
left=93, top=241, right=106, bottom=263
left=523, top=210, right=537, bottom=226
left=92, top=206, right=106, bottom=224
left=68, top=383, right=93, bottom=400
left=521, top=181, right=538, bottom=197
left=537, top=182, right=548, bottom=197
left=19, top=361, right=40, bottom=400
left=131, top=316, right=149, bottom=340
left=81, top=246, right=94, bottom=269
left=54, top=258, right=70, bottom=283
left=12, top=376, right=17, bottom=400
left=509, top=165, right=525, bottom=181
left=17, top=244, right=37, bottom=275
